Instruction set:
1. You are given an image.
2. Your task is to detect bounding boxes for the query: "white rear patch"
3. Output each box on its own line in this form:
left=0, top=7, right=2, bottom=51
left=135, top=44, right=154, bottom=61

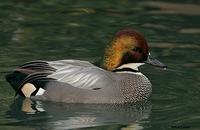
left=36, top=88, right=46, bottom=96
left=21, top=83, right=36, bottom=98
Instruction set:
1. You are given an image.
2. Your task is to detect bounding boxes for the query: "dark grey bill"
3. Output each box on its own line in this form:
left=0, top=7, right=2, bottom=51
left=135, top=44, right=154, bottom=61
left=145, top=54, right=167, bottom=69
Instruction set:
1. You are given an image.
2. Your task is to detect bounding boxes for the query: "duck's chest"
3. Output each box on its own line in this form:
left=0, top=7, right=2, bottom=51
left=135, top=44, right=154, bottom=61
left=116, top=73, right=152, bottom=102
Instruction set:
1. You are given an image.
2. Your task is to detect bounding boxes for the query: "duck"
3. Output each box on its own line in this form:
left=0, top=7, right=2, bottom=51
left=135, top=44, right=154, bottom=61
left=6, top=28, right=167, bottom=104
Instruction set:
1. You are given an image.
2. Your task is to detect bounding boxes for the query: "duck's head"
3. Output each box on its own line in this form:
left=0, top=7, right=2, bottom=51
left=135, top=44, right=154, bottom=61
left=104, top=28, right=167, bottom=71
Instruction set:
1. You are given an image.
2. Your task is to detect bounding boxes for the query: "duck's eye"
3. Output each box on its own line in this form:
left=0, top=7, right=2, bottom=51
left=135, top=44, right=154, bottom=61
left=132, top=48, right=137, bottom=51
left=132, top=47, right=143, bottom=53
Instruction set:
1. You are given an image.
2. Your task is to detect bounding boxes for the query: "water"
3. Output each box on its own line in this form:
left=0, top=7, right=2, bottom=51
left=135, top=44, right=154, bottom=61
left=0, top=0, right=200, bottom=129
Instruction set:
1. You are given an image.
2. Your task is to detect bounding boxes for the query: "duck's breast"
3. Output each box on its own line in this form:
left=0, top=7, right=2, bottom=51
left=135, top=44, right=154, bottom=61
left=113, top=73, right=152, bottom=103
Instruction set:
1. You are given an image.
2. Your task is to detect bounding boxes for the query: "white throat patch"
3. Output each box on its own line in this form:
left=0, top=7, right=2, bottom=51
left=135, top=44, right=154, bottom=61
left=117, top=63, right=145, bottom=71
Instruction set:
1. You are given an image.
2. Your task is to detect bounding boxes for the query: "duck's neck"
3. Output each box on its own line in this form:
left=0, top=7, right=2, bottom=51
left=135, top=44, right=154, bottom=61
left=104, top=35, right=136, bottom=71
left=112, top=63, right=144, bottom=74
left=117, top=63, right=144, bottom=71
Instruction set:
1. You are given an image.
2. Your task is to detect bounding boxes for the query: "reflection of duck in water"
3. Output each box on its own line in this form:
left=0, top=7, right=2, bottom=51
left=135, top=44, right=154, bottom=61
left=7, top=98, right=152, bottom=129
left=6, top=28, right=166, bottom=103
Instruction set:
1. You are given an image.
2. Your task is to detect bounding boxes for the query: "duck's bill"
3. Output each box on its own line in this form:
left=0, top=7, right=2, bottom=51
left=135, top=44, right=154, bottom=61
left=145, top=54, right=167, bottom=69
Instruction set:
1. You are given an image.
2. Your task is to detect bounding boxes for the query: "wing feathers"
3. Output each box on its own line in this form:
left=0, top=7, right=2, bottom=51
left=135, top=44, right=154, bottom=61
left=19, top=61, right=56, bottom=72
left=8, top=60, right=114, bottom=94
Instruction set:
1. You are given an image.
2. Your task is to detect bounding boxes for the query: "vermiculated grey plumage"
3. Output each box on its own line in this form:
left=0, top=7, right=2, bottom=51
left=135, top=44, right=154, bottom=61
left=6, top=60, right=152, bottom=103
left=32, top=73, right=152, bottom=103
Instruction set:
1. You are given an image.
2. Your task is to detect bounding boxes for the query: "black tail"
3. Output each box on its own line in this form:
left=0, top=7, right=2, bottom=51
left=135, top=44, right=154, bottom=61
left=5, top=61, right=57, bottom=97
left=6, top=71, right=27, bottom=96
